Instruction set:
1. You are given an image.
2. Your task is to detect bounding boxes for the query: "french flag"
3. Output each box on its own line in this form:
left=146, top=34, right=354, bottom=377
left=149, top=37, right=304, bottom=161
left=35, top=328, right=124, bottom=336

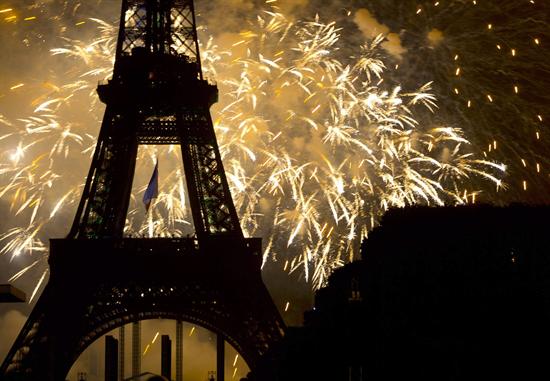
left=143, top=161, right=159, bottom=212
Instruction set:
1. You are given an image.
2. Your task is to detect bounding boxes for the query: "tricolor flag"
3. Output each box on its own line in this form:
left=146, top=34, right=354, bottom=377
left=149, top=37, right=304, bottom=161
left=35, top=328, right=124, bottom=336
left=143, top=161, right=159, bottom=212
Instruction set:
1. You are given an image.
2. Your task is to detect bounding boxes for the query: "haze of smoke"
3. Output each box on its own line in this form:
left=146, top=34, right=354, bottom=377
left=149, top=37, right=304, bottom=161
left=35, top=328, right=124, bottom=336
left=0, top=309, right=26, bottom=362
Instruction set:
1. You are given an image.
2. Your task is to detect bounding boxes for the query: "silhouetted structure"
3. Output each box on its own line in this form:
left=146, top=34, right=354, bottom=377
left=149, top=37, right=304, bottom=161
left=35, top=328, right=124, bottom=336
left=105, top=336, right=119, bottom=381
left=119, top=326, right=125, bottom=381
left=217, top=333, right=225, bottom=381
left=0, top=1, right=283, bottom=380
left=0, top=284, right=25, bottom=303
left=175, top=320, right=183, bottom=381
left=132, top=322, right=141, bottom=377
left=249, top=205, right=550, bottom=381
left=160, top=335, right=171, bottom=380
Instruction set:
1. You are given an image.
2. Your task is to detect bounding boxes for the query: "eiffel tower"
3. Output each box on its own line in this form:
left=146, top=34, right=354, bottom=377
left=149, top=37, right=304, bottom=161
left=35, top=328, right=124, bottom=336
left=0, top=1, right=285, bottom=379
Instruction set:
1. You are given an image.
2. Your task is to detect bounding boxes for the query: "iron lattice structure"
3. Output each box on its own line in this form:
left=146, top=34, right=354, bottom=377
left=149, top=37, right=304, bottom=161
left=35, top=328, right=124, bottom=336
left=0, top=1, right=285, bottom=380
left=70, top=0, right=239, bottom=240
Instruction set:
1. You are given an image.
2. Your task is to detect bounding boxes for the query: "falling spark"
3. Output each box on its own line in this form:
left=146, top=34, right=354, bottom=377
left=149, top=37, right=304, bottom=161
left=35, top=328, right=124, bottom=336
left=359, top=0, right=549, bottom=202
left=29, top=270, right=48, bottom=303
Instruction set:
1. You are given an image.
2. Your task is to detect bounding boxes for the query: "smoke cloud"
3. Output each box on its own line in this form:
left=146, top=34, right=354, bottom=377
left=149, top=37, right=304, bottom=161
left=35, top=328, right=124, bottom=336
left=353, top=8, right=406, bottom=60
left=0, top=309, right=27, bottom=362
left=427, top=28, right=444, bottom=47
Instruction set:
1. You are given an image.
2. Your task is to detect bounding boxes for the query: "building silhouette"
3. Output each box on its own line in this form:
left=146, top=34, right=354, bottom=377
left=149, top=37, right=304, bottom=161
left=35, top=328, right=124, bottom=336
left=247, top=205, right=550, bottom=381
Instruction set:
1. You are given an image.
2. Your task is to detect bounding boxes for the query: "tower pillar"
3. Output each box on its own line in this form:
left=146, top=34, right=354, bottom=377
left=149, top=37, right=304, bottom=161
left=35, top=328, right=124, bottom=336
left=217, top=333, right=225, bottom=381
left=161, top=335, right=172, bottom=379
left=105, top=335, right=118, bottom=381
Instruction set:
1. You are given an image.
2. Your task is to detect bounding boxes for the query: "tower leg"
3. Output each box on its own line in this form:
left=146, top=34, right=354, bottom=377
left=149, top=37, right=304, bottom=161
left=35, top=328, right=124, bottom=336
left=217, top=333, right=225, bottom=381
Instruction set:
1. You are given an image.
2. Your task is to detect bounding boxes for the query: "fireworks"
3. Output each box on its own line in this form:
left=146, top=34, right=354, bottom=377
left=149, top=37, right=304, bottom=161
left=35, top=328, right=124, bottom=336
left=0, top=1, right=507, bottom=291
left=208, top=11, right=503, bottom=287
left=350, top=0, right=550, bottom=203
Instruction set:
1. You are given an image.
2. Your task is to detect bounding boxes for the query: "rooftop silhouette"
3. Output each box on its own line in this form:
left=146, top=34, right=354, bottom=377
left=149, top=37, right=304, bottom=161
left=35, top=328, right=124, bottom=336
left=247, top=204, right=550, bottom=381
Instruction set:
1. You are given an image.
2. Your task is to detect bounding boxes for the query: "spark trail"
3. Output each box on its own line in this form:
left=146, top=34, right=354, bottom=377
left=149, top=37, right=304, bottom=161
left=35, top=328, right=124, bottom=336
left=352, top=0, right=550, bottom=202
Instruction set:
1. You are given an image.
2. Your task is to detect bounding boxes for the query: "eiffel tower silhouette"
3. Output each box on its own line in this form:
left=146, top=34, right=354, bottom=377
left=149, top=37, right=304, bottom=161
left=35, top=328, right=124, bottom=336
left=0, top=1, right=285, bottom=379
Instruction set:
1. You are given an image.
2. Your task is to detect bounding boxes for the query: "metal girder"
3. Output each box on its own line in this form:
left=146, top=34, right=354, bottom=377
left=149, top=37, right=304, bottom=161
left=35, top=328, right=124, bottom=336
left=118, top=0, right=201, bottom=69
left=68, top=109, right=138, bottom=238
